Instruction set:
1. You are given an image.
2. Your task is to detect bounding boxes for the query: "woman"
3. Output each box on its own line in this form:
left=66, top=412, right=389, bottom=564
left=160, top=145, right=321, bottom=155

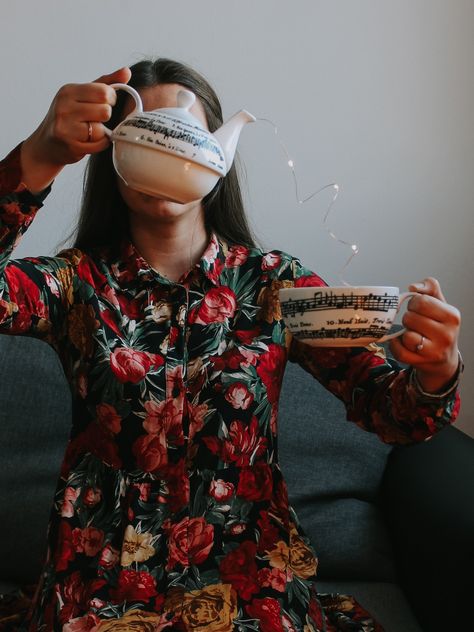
left=0, top=59, right=462, bottom=631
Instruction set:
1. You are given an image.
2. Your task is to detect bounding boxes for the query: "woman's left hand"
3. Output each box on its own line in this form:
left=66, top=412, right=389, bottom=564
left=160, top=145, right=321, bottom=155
left=389, top=277, right=461, bottom=393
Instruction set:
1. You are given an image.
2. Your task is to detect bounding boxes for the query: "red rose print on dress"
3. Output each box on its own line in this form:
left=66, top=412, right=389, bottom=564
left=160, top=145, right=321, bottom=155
left=58, top=571, right=91, bottom=624
left=294, top=274, right=325, bottom=288
left=165, top=517, right=214, bottom=570
left=257, top=567, right=287, bottom=592
left=188, top=401, right=208, bottom=441
left=72, top=526, right=105, bottom=557
left=209, top=479, right=234, bottom=502
left=202, top=234, right=219, bottom=263
left=257, top=510, right=280, bottom=554
left=239, top=347, right=258, bottom=367
left=234, top=326, right=261, bottom=344
left=211, top=347, right=247, bottom=371
left=262, top=252, right=281, bottom=271
left=6, top=265, right=42, bottom=310
left=132, top=432, right=168, bottom=472
left=110, top=569, right=158, bottom=603
left=207, top=258, right=225, bottom=285
left=161, top=459, right=190, bottom=512
left=83, top=487, right=102, bottom=507
left=96, top=403, right=121, bottom=434
left=143, top=397, right=184, bottom=445
left=166, top=364, right=184, bottom=395
left=54, top=521, right=76, bottom=571
left=246, top=597, right=285, bottom=632
left=60, top=486, right=80, bottom=518
left=132, top=482, right=152, bottom=502
left=1, top=201, right=30, bottom=228
left=256, top=343, right=287, bottom=405
left=219, top=541, right=260, bottom=600
left=236, top=462, right=273, bottom=501
left=110, top=347, right=164, bottom=384
left=189, top=286, right=237, bottom=325
left=225, top=381, right=254, bottom=409
left=226, top=245, right=249, bottom=267
left=203, top=417, right=267, bottom=466
left=98, top=544, right=120, bottom=571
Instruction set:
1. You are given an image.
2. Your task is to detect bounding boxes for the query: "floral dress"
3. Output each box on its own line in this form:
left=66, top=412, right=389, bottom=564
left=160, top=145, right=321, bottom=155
left=0, top=145, right=460, bottom=632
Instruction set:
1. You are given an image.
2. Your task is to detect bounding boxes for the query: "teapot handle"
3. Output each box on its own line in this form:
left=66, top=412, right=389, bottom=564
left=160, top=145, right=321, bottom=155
left=103, top=83, right=143, bottom=138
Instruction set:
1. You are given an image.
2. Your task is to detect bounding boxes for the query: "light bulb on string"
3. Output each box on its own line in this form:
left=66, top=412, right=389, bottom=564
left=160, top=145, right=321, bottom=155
left=256, top=118, right=359, bottom=286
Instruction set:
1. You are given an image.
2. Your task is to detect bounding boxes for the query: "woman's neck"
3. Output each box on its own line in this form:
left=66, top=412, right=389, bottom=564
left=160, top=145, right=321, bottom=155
left=128, top=207, right=209, bottom=282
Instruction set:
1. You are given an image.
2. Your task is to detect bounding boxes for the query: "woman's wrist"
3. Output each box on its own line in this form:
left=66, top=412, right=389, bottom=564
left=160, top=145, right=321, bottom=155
left=411, top=350, right=464, bottom=399
left=20, top=134, right=63, bottom=195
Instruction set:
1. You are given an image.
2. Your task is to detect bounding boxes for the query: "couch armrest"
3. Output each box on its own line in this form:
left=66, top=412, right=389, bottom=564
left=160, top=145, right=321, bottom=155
left=379, top=425, right=474, bottom=632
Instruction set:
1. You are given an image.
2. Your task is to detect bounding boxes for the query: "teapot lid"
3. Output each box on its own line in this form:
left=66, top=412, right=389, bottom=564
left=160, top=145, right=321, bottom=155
left=158, top=89, right=205, bottom=128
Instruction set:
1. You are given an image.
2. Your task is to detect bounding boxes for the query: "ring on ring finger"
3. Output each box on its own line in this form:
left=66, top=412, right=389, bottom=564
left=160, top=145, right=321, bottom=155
left=415, top=334, right=425, bottom=353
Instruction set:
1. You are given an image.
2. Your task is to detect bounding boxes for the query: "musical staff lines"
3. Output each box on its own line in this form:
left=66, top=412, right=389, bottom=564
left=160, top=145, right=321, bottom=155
left=281, top=291, right=398, bottom=318
left=293, top=326, right=389, bottom=340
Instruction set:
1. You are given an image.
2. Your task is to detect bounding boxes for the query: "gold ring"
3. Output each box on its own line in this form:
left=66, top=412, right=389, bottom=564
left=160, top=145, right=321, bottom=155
left=87, top=122, right=93, bottom=142
left=415, top=334, right=425, bottom=352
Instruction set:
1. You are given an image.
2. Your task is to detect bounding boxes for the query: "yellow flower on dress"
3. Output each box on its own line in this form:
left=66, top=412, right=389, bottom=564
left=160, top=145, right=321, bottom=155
left=289, top=526, right=318, bottom=579
left=120, top=525, right=155, bottom=567
left=91, top=609, right=170, bottom=632
left=181, top=583, right=238, bottom=632
left=257, top=279, right=293, bottom=323
left=267, top=539, right=290, bottom=570
left=267, top=529, right=318, bottom=580
left=56, top=263, right=75, bottom=306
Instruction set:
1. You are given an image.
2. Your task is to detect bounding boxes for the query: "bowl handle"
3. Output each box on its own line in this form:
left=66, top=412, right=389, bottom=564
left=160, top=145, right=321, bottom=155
left=378, top=291, right=417, bottom=342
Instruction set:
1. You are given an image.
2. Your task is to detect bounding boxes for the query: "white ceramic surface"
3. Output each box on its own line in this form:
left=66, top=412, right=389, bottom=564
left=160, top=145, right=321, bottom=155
left=279, top=286, right=416, bottom=347
left=105, top=83, right=256, bottom=202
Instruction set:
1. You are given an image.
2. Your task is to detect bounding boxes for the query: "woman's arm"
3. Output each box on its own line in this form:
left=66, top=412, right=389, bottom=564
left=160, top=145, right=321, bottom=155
left=0, top=144, right=74, bottom=340
left=279, top=256, right=462, bottom=445
left=0, top=67, right=131, bottom=342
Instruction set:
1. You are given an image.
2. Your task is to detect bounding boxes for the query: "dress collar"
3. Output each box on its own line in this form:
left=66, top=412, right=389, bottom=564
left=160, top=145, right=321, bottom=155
left=107, top=232, right=228, bottom=290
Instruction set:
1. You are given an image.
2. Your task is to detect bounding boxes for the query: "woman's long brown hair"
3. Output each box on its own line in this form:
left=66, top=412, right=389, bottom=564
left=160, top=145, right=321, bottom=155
left=70, top=58, right=256, bottom=256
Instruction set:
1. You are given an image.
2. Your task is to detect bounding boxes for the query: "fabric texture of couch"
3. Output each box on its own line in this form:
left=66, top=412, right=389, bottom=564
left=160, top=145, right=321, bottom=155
left=0, top=335, right=473, bottom=631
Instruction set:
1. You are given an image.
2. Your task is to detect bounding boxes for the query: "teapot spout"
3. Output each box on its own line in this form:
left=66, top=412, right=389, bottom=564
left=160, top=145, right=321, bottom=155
left=213, top=110, right=256, bottom=173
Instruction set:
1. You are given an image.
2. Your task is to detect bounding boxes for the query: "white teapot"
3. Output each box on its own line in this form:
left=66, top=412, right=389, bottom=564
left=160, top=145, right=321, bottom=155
left=105, top=83, right=256, bottom=203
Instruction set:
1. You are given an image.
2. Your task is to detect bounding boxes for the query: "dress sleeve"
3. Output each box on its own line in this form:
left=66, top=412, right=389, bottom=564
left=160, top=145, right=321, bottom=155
left=276, top=253, right=460, bottom=446
left=0, top=144, right=75, bottom=344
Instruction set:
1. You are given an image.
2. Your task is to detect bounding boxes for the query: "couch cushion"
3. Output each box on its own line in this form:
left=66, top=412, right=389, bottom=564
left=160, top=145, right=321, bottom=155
left=279, top=361, right=396, bottom=581
left=0, top=336, right=71, bottom=585
left=316, top=581, right=423, bottom=632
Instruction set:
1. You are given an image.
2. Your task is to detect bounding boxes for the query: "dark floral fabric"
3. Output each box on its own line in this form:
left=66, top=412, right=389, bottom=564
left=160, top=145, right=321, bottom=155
left=0, top=145, right=460, bottom=632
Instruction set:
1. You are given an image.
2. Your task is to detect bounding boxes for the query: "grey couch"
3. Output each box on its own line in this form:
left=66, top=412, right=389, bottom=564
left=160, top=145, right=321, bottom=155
left=0, top=336, right=473, bottom=631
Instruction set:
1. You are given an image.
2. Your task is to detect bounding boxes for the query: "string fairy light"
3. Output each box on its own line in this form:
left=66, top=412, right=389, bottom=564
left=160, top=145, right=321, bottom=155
left=257, top=118, right=359, bottom=285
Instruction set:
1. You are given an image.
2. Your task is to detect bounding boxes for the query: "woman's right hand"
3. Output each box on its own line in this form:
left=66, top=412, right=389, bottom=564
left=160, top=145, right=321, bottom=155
left=20, top=67, right=131, bottom=194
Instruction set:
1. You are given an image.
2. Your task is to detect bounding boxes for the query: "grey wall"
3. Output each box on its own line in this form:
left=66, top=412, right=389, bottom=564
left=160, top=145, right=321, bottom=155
left=1, top=0, right=473, bottom=436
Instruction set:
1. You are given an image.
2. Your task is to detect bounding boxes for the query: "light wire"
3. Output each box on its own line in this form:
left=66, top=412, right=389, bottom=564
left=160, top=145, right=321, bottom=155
left=257, top=118, right=359, bottom=285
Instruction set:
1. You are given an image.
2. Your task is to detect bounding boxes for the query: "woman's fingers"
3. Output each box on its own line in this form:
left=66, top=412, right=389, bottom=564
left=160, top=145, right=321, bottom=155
left=93, top=67, right=132, bottom=86
left=20, top=68, right=131, bottom=190
left=37, top=68, right=131, bottom=164
left=405, top=293, right=461, bottom=326
left=389, top=277, right=461, bottom=374
left=408, top=277, right=446, bottom=302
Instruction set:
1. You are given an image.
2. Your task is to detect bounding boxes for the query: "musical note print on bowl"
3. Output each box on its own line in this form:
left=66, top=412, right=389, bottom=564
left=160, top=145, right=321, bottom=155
left=279, top=286, right=416, bottom=347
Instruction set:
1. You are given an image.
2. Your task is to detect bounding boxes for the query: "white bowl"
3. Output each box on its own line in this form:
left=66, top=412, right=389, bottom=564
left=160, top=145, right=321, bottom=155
left=279, top=285, right=407, bottom=347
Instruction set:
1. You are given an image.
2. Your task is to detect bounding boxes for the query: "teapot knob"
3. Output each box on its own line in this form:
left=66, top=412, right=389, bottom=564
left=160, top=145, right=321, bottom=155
left=177, top=89, right=196, bottom=110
